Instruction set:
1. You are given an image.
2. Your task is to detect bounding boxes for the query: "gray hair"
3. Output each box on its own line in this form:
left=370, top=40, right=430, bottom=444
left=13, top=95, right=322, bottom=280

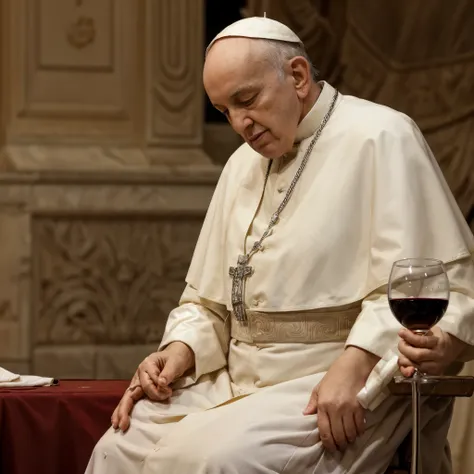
left=259, top=39, right=319, bottom=82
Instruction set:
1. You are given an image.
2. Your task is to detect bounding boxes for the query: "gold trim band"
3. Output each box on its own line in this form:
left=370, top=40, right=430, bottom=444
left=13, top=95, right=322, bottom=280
left=231, top=304, right=361, bottom=343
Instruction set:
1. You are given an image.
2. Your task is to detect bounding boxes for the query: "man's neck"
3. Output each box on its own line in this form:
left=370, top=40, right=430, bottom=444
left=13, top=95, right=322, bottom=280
left=299, top=82, right=322, bottom=123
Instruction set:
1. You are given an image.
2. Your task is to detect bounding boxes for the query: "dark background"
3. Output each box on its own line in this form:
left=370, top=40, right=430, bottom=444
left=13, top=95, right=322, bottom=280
left=204, top=0, right=245, bottom=122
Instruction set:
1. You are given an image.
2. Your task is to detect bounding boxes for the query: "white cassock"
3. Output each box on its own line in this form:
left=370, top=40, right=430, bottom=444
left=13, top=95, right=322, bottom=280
left=85, top=82, right=474, bottom=474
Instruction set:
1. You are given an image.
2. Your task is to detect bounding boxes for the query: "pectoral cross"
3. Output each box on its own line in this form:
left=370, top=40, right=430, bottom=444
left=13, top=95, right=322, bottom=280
left=229, top=254, right=253, bottom=322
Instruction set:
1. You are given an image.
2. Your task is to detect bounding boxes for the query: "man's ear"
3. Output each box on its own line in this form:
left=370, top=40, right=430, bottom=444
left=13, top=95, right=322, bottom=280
left=289, top=56, right=312, bottom=99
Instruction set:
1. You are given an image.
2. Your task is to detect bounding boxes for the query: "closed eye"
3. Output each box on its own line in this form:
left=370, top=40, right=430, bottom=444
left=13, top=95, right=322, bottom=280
left=213, top=91, right=257, bottom=117
left=239, top=96, right=256, bottom=107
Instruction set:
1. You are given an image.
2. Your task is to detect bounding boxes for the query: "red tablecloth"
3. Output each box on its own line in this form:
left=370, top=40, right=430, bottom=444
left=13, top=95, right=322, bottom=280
left=0, top=380, right=129, bottom=474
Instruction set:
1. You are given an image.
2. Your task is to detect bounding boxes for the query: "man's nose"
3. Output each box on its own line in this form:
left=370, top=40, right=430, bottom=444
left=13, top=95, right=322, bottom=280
left=228, top=109, right=253, bottom=134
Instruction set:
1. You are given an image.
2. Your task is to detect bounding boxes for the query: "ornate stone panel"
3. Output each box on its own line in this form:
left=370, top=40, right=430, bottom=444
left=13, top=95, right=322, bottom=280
left=146, top=0, right=204, bottom=147
left=32, top=216, right=203, bottom=345
left=4, top=0, right=142, bottom=144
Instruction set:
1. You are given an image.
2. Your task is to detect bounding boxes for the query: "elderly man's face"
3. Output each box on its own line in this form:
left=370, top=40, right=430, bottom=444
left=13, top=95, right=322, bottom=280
left=204, top=38, right=305, bottom=159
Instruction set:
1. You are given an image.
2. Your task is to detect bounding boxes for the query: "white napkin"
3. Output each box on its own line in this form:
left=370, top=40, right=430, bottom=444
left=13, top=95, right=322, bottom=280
left=356, top=350, right=400, bottom=411
left=0, top=366, right=55, bottom=387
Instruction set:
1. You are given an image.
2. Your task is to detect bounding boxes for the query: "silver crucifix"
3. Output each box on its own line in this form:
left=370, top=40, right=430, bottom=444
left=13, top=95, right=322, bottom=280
left=229, top=254, right=253, bottom=322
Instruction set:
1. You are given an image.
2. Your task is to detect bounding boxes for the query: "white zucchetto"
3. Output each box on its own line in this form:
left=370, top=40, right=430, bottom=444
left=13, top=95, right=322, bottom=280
left=206, top=17, right=303, bottom=54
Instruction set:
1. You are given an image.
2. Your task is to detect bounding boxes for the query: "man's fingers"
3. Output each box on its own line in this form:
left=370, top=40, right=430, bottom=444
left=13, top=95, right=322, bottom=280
left=398, top=354, right=442, bottom=376
left=399, top=329, right=437, bottom=349
left=342, top=412, right=358, bottom=444
left=143, top=378, right=170, bottom=401
left=317, top=410, right=337, bottom=453
left=353, top=407, right=366, bottom=437
left=398, top=339, right=434, bottom=363
left=129, top=385, right=145, bottom=402
left=138, top=368, right=163, bottom=400
left=329, top=412, right=348, bottom=451
left=145, top=366, right=161, bottom=387
left=111, top=381, right=142, bottom=430
left=400, top=366, right=415, bottom=377
left=419, top=362, right=442, bottom=375
left=155, top=385, right=173, bottom=400
left=130, top=371, right=140, bottom=386
left=111, top=405, right=119, bottom=430
left=398, top=355, right=418, bottom=377
left=138, top=356, right=177, bottom=401
left=140, top=357, right=164, bottom=387
left=114, top=386, right=144, bottom=432
left=303, top=390, right=318, bottom=415
left=158, top=359, right=183, bottom=388
left=117, top=397, right=135, bottom=432
left=398, top=354, right=417, bottom=369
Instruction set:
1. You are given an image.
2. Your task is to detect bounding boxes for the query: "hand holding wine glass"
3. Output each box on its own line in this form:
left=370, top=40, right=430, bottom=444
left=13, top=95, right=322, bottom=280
left=388, top=257, right=450, bottom=474
left=389, top=258, right=449, bottom=379
left=388, top=258, right=449, bottom=341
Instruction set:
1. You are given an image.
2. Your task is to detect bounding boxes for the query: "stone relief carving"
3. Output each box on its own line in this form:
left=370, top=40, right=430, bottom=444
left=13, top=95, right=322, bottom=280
left=148, top=0, right=204, bottom=146
left=67, top=16, right=96, bottom=49
left=67, top=0, right=96, bottom=50
left=33, top=217, right=203, bottom=345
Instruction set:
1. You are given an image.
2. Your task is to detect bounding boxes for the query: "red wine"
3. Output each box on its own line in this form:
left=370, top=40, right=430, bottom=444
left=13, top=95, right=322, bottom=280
left=389, top=298, right=448, bottom=331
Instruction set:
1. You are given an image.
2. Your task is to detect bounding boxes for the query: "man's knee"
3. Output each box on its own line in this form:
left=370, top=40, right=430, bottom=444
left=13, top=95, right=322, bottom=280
left=200, top=441, right=249, bottom=471
left=91, top=428, right=121, bottom=461
left=88, top=426, right=152, bottom=474
left=143, top=435, right=253, bottom=472
left=86, top=428, right=120, bottom=473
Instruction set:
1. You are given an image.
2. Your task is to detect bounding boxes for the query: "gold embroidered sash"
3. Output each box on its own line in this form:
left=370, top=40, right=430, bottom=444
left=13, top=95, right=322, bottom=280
left=230, top=302, right=361, bottom=344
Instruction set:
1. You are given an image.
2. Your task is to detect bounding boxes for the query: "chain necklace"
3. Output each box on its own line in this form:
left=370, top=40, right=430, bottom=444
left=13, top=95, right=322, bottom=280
left=229, top=89, right=339, bottom=323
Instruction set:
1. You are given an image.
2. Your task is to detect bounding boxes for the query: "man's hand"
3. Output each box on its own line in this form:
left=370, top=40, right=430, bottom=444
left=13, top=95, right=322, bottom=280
left=111, top=342, right=195, bottom=432
left=398, top=326, right=467, bottom=377
left=303, top=347, right=379, bottom=453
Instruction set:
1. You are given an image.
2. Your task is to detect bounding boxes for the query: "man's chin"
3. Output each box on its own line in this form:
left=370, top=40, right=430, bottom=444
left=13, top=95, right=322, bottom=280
left=249, top=142, right=282, bottom=160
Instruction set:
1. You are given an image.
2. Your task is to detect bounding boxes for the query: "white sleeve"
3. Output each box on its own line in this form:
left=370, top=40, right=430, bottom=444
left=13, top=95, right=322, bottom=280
left=158, top=284, right=231, bottom=382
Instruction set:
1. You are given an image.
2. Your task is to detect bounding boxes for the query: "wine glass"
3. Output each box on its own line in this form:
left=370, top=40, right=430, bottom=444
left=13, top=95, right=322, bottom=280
left=388, top=257, right=449, bottom=474
left=388, top=257, right=449, bottom=345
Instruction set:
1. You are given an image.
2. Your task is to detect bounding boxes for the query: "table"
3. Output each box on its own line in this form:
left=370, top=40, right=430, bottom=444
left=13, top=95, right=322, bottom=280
left=0, top=380, right=129, bottom=474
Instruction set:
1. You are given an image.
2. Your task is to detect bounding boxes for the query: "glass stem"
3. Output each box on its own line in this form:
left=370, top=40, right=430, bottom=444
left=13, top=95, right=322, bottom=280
left=411, top=369, right=421, bottom=474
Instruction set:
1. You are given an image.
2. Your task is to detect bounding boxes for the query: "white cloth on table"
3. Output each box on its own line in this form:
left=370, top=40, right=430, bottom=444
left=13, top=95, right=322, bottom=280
left=0, top=366, right=55, bottom=387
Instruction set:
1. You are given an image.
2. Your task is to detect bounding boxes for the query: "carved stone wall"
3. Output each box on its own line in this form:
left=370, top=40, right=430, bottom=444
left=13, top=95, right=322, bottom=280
left=0, top=0, right=223, bottom=379
left=0, top=172, right=218, bottom=378
left=33, top=217, right=201, bottom=347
